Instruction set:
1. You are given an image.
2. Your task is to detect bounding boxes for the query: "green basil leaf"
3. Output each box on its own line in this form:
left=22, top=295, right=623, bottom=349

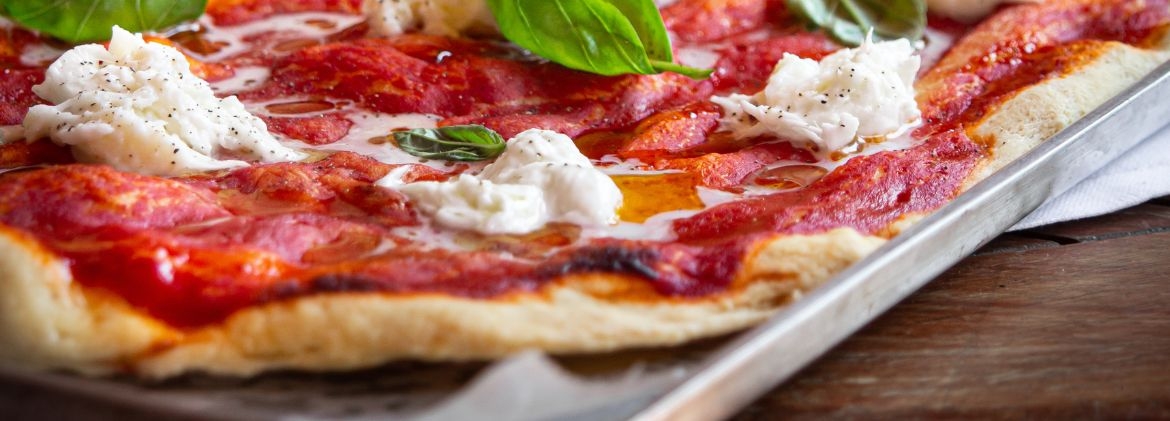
left=394, top=125, right=507, bottom=162
left=606, top=0, right=673, bottom=63
left=786, top=0, right=925, bottom=46
left=487, top=0, right=712, bottom=79
left=0, top=0, right=206, bottom=43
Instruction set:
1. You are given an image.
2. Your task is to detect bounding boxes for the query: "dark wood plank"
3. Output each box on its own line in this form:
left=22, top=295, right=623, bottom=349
left=972, top=233, right=1060, bottom=255
left=0, top=380, right=202, bottom=421
left=1023, top=203, right=1170, bottom=242
left=737, top=231, right=1170, bottom=419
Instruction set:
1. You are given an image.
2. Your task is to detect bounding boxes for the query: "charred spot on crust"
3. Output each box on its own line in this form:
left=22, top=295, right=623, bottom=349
left=266, top=275, right=384, bottom=300
left=538, top=246, right=660, bottom=280
left=264, top=280, right=305, bottom=300
left=310, top=275, right=385, bottom=293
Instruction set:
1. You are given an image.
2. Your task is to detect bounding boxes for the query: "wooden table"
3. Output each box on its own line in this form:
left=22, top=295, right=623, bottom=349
left=738, top=197, right=1170, bottom=419
left=3, top=198, right=1168, bottom=420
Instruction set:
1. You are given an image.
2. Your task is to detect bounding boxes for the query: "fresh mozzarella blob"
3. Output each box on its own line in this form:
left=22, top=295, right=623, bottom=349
left=380, top=129, right=623, bottom=235
left=396, top=174, right=547, bottom=235
left=22, top=26, right=304, bottom=176
left=710, top=36, right=921, bottom=154
left=478, top=129, right=622, bottom=228
left=364, top=0, right=497, bottom=37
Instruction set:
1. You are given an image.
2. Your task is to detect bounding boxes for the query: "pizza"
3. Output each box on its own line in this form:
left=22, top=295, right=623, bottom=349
left=0, top=0, right=1166, bottom=378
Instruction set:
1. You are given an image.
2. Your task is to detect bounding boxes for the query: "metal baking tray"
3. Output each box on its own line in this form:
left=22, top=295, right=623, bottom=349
left=3, top=61, right=1169, bottom=421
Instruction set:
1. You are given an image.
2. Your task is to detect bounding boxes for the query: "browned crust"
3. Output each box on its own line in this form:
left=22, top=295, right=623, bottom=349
left=0, top=224, right=882, bottom=378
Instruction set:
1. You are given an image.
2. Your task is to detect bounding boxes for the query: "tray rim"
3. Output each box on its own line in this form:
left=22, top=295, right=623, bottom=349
left=631, top=59, right=1170, bottom=421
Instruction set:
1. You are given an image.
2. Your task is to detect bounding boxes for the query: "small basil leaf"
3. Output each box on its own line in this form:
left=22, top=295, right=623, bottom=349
left=1, top=0, right=207, bottom=43
left=393, top=125, right=507, bottom=162
left=785, top=0, right=925, bottom=46
left=487, top=0, right=711, bottom=79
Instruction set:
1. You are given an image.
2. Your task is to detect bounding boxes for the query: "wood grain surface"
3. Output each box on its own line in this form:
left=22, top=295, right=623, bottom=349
left=737, top=199, right=1170, bottom=420
left=2, top=199, right=1168, bottom=420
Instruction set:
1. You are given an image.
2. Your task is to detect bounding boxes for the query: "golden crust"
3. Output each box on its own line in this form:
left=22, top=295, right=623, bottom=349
left=969, top=39, right=1170, bottom=182
left=0, top=226, right=882, bottom=378
left=0, top=226, right=173, bottom=375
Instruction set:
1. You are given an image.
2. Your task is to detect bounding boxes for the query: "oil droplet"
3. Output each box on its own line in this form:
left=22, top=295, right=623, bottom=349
left=612, top=173, right=704, bottom=223
left=168, top=29, right=229, bottom=56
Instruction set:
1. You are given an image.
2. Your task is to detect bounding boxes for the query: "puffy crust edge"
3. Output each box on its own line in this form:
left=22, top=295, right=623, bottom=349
left=0, top=226, right=173, bottom=375
left=968, top=39, right=1170, bottom=182
left=0, top=226, right=883, bottom=378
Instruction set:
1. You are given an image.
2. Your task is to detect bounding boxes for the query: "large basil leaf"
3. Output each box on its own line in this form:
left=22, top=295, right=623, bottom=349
left=606, top=0, right=673, bottom=65
left=394, top=125, right=507, bottom=162
left=486, top=0, right=711, bottom=79
left=787, top=0, right=926, bottom=46
left=1, top=0, right=206, bottom=43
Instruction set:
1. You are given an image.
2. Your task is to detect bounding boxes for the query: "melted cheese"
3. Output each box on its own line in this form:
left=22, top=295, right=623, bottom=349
left=195, top=12, right=366, bottom=63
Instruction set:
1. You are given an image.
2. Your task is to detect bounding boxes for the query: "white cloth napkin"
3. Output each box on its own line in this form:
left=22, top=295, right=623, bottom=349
left=1010, top=123, right=1170, bottom=230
